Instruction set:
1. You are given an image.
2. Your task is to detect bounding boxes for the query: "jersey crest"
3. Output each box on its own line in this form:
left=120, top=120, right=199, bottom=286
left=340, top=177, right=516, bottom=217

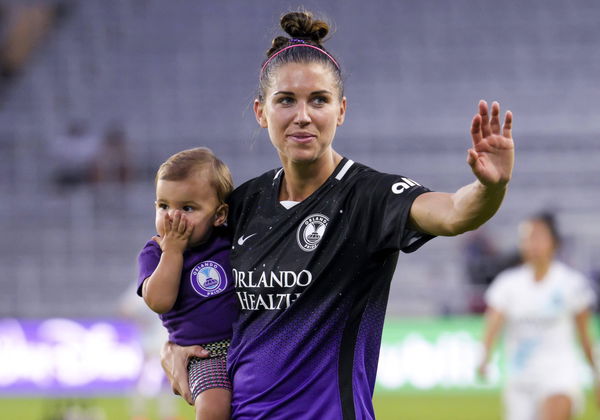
left=190, top=260, right=228, bottom=297
left=297, top=213, right=329, bottom=252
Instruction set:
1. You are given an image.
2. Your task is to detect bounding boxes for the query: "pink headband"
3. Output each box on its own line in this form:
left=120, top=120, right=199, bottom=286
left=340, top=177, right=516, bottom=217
left=260, top=44, right=340, bottom=75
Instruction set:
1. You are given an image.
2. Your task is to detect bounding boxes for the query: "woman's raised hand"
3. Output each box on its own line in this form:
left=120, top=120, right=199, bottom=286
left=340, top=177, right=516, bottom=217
left=468, top=100, right=515, bottom=188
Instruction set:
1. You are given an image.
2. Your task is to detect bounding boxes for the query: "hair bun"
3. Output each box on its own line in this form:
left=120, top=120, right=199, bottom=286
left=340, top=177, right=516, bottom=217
left=280, top=11, right=329, bottom=44
left=270, top=36, right=290, bottom=53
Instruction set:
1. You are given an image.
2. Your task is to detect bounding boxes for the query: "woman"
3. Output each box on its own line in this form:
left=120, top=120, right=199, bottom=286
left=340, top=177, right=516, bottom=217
left=478, top=212, right=598, bottom=420
left=162, top=11, right=514, bottom=419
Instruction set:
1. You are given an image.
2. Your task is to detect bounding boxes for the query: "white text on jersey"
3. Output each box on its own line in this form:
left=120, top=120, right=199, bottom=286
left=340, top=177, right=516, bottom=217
left=234, top=269, right=313, bottom=288
left=236, top=291, right=302, bottom=310
left=233, top=269, right=314, bottom=310
left=391, top=177, right=421, bottom=194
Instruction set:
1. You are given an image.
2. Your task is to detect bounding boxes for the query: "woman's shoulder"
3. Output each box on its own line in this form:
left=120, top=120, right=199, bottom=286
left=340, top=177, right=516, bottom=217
left=493, top=265, right=528, bottom=286
left=551, top=261, right=588, bottom=284
left=229, top=168, right=281, bottom=204
left=342, top=160, right=430, bottom=201
left=346, top=160, right=425, bottom=185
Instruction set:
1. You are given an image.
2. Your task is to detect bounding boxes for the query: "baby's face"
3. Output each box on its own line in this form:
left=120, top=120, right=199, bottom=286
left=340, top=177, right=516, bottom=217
left=155, top=171, right=223, bottom=247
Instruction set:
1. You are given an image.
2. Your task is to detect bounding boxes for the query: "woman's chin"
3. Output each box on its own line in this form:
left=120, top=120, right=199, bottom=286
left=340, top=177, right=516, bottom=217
left=280, top=149, right=319, bottom=165
left=280, top=146, right=336, bottom=166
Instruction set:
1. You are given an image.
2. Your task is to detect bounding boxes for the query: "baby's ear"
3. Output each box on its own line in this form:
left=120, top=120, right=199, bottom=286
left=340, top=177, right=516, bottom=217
left=213, top=204, right=228, bottom=227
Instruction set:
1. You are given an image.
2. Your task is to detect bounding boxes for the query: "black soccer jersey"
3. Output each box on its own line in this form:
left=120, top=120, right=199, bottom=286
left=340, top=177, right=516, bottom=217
left=226, top=157, right=434, bottom=420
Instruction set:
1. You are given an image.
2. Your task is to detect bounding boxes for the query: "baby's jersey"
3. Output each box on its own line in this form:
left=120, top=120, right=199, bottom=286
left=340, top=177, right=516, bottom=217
left=137, top=229, right=239, bottom=345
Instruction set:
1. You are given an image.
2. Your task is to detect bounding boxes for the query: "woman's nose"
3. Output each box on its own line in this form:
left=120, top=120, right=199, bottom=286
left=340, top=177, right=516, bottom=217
left=294, top=102, right=311, bottom=125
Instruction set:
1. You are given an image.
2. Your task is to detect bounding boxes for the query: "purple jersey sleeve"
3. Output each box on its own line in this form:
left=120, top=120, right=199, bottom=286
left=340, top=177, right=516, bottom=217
left=136, top=240, right=161, bottom=297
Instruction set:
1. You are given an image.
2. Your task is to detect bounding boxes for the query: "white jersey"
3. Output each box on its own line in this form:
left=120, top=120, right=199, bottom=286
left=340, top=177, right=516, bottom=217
left=485, top=261, right=595, bottom=383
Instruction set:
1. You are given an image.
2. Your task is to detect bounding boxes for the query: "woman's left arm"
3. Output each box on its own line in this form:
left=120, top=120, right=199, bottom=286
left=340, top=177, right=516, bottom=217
left=574, top=309, right=600, bottom=406
left=410, top=100, right=514, bottom=236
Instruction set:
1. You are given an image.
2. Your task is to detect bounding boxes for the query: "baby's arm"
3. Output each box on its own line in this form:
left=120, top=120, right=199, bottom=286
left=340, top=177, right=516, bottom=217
left=143, top=211, right=192, bottom=314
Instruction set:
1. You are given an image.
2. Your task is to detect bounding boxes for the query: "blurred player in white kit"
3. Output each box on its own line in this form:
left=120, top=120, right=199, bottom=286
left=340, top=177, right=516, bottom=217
left=479, top=212, right=599, bottom=420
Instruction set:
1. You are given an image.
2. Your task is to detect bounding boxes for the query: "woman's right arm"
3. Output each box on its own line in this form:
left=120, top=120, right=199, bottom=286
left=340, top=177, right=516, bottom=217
left=409, top=101, right=513, bottom=237
left=161, top=341, right=210, bottom=405
left=478, top=306, right=505, bottom=377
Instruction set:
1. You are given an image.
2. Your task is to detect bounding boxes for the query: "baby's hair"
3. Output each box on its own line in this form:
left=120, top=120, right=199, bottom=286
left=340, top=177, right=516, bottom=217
left=258, top=10, right=343, bottom=102
left=156, top=147, right=233, bottom=205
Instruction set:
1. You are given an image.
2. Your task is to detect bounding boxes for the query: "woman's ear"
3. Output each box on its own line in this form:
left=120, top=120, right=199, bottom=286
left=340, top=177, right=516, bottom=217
left=337, top=96, right=347, bottom=126
left=254, top=99, right=268, bottom=128
left=213, top=204, right=229, bottom=227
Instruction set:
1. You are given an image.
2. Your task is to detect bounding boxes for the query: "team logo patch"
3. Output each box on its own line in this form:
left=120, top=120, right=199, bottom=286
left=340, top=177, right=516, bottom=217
left=190, top=261, right=228, bottom=297
left=297, top=213, right=329, bottom=252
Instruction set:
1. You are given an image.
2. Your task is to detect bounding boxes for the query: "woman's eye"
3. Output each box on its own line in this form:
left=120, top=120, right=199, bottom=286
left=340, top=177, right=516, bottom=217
left=278, top=97, right=294, bottom=105
left=312, top=96, right=328, bottom=105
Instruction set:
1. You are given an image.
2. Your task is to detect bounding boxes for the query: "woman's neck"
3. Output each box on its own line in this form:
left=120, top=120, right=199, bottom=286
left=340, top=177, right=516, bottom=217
left=279, top=150, right=342, bottom=202
left=529, top=258, right=553, bottom=282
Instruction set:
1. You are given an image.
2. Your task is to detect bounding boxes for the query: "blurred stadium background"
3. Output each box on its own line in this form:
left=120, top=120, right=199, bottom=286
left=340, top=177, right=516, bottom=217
left=0, top=0, right=599, bottom=419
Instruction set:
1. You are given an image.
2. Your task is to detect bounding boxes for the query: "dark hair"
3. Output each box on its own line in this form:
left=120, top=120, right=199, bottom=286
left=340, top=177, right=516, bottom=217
left=258, top=10, right=343, bottom=102
left=529, top=211, right=562, bottom=247
left=156, top=147, right=233, bottom=205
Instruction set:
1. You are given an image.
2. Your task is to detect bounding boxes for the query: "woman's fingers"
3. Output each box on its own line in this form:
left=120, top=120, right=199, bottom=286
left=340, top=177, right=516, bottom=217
left=466, top=148, right=478, bottom=168
left=471, top=114, right=482, bottom=146
left=161, top=342, right=209, bottom=405
left=490, top=101, right=500, bottom=135
left=502, top=110, right=513, bottom=139
left=479, top=100, right=491, bottom=138
left=171, top=368, right=194, bottom=405
left=472, top=101, right=512, bottom=146
left=179, top=345, right=209, bottom=404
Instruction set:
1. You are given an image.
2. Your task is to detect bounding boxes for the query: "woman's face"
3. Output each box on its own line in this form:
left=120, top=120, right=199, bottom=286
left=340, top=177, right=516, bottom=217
left=254, top=62, right=346, bottom=165
left=519, top=219, right=556, bottom=264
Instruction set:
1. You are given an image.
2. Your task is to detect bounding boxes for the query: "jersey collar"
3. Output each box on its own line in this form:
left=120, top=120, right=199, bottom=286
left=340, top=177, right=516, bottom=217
left=271, top=157, right=355, bottom=211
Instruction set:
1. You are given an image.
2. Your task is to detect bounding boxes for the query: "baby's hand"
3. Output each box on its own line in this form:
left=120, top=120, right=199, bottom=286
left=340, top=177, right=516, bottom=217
left=152, top=211, right=193, bottom=254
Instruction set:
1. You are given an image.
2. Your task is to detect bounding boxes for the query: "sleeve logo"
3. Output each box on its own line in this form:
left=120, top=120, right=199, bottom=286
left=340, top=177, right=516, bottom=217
left=297, top=214, right=329, bottom=252
left=391, top=177, right=421, bottom=194
left=190, top=261, right=228, bottom=297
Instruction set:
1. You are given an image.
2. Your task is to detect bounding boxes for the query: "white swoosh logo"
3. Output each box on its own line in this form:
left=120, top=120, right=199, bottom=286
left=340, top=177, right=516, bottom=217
left=237, top=233, right=257, bottom=246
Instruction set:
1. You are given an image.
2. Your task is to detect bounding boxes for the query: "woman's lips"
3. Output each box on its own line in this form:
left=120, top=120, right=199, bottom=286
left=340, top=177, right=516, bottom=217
left=287, top=133, right=316, bottom=143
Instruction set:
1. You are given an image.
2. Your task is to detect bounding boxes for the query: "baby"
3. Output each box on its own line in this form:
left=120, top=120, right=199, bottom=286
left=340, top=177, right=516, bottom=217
left=137, top=147, right=238, bottom=420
